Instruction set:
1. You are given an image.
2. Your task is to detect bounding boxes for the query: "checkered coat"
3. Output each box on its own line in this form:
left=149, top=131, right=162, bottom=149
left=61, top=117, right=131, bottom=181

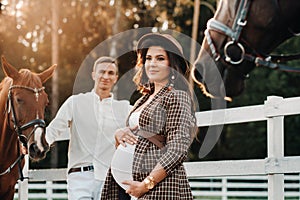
left=101, top=86, right=196, bottom=200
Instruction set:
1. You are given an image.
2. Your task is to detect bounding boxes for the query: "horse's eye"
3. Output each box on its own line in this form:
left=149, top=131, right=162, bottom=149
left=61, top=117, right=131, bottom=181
left=16, top=98, right=24, bottom=104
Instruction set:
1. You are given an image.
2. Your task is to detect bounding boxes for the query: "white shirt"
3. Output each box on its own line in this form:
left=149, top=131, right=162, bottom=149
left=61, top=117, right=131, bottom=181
left=46, top=90, right=132, bottom=181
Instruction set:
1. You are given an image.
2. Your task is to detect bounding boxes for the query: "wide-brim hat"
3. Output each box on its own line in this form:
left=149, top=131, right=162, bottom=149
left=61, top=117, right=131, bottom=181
left=136, top=33, right=185, bottom=59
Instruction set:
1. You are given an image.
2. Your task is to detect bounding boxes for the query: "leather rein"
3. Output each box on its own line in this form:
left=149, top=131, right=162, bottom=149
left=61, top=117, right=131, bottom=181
left=0, top=85, right=46, bottom=181
left=205, top=0, right=300, bottom=73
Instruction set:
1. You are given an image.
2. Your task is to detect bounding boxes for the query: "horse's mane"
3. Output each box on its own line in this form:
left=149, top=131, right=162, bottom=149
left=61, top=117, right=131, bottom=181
left=0, top=78, right=12, bottom=104
left=0, top=78, right=12, bottom=135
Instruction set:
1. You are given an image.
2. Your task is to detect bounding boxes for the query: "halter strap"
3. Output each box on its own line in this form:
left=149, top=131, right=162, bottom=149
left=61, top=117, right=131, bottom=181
left=9, top=85, right=45, bottom=92
left=0, top=153, right=25, bottom=177
left=9, top=85, right=45, bottom=101
left=7, top=85, right=46, bottom=144
left=206, top=0, right=250, bottom=42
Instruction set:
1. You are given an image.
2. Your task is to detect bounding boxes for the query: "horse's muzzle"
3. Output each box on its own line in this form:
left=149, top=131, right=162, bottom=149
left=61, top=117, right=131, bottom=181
left=29, top=142, right=49, bottom=161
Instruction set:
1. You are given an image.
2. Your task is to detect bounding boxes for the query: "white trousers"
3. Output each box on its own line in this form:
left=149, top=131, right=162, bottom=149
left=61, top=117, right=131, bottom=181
left=67, top=171, right=104, bottom=200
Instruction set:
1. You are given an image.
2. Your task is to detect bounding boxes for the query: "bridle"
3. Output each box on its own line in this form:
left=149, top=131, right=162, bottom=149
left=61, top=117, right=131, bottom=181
left=0, top=85, right=46, bottom=180
left=8, top=85, right=46, bottom=143
left=205, top=0, right=300, bottom=73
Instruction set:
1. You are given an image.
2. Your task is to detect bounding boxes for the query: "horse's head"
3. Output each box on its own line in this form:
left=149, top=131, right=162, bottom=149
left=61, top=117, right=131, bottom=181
left=1, top=56, right=56, bottom=161
left=192, top=0, right=300, bottom=99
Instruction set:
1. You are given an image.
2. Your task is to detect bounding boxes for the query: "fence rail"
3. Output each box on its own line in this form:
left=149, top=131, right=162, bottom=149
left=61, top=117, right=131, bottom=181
left=15, top=175, right=300, bottom=199
left=17, top=95, right=300, bottom=200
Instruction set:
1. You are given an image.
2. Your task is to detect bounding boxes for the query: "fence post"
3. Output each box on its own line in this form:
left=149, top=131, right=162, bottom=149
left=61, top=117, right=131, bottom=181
left=221, top=177, right=228, bottom=200
left=265, top=96, right=284, bottom=200
left=299, top=174, right=300, bottom=199
left=18, top=154, right=29, bottom=200
left=46, top=181, right=52, bottom=200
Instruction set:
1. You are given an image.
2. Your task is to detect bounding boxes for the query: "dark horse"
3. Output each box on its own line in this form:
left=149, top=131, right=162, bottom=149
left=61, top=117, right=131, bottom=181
left=192, top=0, right=300, bottom=100
left=0, top=56, right=56, bottom=199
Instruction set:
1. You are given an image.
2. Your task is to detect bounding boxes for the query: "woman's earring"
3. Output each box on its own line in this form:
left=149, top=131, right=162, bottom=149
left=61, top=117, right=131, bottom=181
left=168, top=73, right=175, bottom=90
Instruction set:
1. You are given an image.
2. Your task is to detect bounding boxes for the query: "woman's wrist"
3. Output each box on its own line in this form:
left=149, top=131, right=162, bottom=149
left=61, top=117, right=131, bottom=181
left=143, top=176, right=156, bottom=190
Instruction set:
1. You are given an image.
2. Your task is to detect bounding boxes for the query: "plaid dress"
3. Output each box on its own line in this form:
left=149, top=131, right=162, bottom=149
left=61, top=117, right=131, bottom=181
left=101, top=86, right=196, bottom=200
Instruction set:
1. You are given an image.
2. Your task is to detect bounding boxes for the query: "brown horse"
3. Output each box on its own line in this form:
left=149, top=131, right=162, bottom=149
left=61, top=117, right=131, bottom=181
left=192, top=0, right=300, bottom=100
left=0, top=56, right=56, bottom=200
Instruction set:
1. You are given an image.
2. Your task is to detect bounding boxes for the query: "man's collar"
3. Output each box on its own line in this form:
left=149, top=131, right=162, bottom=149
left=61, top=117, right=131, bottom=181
left=91, top=89, right=114, bottom=101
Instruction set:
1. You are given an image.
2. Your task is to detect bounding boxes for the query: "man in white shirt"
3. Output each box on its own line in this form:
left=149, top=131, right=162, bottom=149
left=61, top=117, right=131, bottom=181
left=46, top=56, right=132, bottom=200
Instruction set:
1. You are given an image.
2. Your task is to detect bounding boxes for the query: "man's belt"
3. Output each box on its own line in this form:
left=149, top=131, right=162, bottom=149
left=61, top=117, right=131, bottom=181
left=68, top=165, right=94, bottom=174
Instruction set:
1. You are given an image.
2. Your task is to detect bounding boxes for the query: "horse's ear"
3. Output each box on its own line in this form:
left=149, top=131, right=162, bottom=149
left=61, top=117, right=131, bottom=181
left=38, top=64, right=57, bottom=83
left=1, top=56, right=20, bottom=79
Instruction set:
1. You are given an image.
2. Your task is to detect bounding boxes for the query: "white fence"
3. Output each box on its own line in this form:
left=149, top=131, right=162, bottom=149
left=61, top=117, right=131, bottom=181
left=15, top=175, right=300, bottom=199
left=17, top=95, right=300, bottom=200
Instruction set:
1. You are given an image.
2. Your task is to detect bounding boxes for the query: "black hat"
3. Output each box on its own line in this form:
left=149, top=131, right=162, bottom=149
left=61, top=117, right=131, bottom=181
left=136, top=33, right=185, bottom=59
